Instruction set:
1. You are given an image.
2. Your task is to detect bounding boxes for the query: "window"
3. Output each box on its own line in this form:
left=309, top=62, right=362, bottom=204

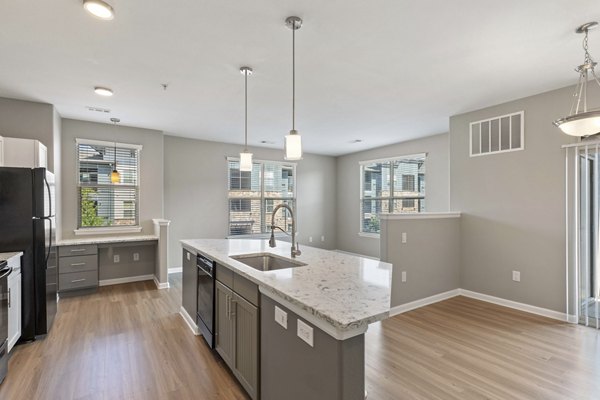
left=360, top=154, right=426, bottom=234
left=228, top=158, right=296, bottom=236
left=76, top=139, right=141, bottom=229
left=470, top=111, right=524, bottom=156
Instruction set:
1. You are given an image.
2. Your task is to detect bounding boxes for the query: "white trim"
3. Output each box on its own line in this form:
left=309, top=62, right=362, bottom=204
left=359, top=152, right=427, bottom=166
left=74, top=226, right=142, bottom=235
left=153, top=275, right=170, bottom=289
left=152, top=218, right=171, bottom=226
left=357, top=232, right=380, bottom=239
left=459, top=289, right=572, bottom=322
left=226, top=155, right=297, bottom=167
left=168, top=267, right=182, bottom=274
left=180, top=306, right=200, bottom=335
left=379, top=212, right=461, bottom=220
left=76, top=137, right=143, bottom=150
left=259, top=287, right=369, bottom=340
left=390, top=289, right=461, bottom=316
left=99, top=274, right=154, bottom=287
left=334, top=249, right=379, bottom=260
left=562, top=138, right=600, bottom=149
left=469, top=110, right=524, bottom=157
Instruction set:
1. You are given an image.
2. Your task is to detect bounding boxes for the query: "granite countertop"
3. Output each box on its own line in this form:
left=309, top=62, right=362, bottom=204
left=181, top=239, right=393, bottom=339
left=57, top=235, right=159, bottom=246
left=0, top=252, right=23, bottom=262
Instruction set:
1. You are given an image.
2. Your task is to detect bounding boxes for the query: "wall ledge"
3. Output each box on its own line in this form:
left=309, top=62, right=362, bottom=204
left=380, top=212, right=461, bottom=220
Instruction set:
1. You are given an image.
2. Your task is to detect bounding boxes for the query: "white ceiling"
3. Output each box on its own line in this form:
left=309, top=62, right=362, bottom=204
left=0, top=1, right=598, bottom=156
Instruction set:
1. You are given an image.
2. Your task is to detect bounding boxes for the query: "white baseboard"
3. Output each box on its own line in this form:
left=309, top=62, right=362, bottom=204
left=458, top=289, right=572, bottom=322
left=390, top=289, right=460, bottom=316
left=168, top=267, right=182, bottom=274
left=180, top=306, right=199, bottom=335
left=99, top=274, right=154, bottom=287
left=153, top=275, right=170, bottom=290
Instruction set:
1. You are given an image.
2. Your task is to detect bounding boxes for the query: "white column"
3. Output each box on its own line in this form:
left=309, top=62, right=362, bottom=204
left=153, top=218, right=171, bottom=289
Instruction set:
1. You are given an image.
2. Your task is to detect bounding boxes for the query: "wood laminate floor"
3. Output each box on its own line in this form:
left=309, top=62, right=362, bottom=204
left=1, top=275, right=599, bottom=400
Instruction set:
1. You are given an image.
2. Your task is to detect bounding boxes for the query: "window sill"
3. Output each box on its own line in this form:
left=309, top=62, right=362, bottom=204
left=227, top=232, right=290, bottom=240
left=74, top=226, right=143, bottom=236
left=358, top=232, right=380, bottom=239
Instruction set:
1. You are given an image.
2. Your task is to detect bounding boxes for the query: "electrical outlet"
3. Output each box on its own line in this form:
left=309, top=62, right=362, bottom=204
left=186, top=252, right=190, bottom=261
left=321, top=235, right=325, bottom=242
left=309, top=236, right=313, bottom=243
left=512, top=270, right=521, bottom=282
left=275, top=306, right=288, bottom=329
left=113, top=254, right=120, bottom=263
left=133, top=253, right=140, bottom=261
left=297, top=319, right=314, bottom=347
left=401, top=271, right=407, bottom=283
left=402, top=232, right=407, bottom=243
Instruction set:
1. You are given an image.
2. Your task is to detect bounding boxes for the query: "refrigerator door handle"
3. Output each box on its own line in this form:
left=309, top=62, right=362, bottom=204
left=44, top=174, right=54, bottom=218
left=45, top=217, right=52, bottom=269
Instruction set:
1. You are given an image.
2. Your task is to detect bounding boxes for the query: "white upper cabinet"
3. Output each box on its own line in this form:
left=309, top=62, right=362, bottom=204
left=2, top=137, right=48, bottom=169
left=0, top=136, right=4, bottom=166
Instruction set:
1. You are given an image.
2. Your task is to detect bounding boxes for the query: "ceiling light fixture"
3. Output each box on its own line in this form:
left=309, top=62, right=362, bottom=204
left=83, top=0, right=115, bottom=20
left=110, top=118, right=121, bottom=184
left=239, top=66, right=254, bottom=172
left=284, top=16, right=303, bottom=160
left=94, top=86, right=113, bottom=96
left=554, top=22, right=600, bottom=137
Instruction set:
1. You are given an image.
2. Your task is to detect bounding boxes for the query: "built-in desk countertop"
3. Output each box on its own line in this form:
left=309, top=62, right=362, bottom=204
left=56, top=235, right=158, bottom=247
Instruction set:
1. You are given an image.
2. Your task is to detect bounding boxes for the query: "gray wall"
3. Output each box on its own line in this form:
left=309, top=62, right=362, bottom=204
left=98, top=242, right=156, bottom=281
left=0, top=97, right=57, bottom=171
left=335, top=133, right=450, bottom=258
left=380, top=216, right=461, bottom=307
left=449, top=85, right=580, bottom=313
left=164, top=135, right=337, bottom=268
left=60, top=119, right=164, bottom=239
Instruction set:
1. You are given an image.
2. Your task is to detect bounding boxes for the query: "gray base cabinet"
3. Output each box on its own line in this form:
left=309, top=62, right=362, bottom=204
left=182, top=249, right=197, bottom=321
left=215, top=268, right=259, bottom=400
left=58, top=245, right=98, bottom=292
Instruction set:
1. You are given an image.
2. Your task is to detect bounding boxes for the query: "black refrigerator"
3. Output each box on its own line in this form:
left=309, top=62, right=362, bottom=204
left=0, top=167, right=57, bottom=341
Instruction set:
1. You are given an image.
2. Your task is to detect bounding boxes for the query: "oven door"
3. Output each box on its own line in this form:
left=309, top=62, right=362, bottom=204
left=196, top=262, right=214, bottom=333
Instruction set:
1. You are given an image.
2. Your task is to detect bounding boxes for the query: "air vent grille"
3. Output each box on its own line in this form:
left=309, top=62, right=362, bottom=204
left=86, top=106, right=111, bottom=113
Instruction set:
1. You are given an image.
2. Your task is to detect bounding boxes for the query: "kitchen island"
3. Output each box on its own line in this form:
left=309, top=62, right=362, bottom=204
left=181, top=239, right=393, bottom=400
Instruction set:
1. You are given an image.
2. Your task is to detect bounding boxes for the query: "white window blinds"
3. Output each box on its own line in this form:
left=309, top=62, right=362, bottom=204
left=77, top=139, right=141, bottom=228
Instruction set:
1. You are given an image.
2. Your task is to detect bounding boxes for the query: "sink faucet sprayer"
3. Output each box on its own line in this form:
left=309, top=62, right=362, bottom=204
left=268, top=204, right=301, bottom=258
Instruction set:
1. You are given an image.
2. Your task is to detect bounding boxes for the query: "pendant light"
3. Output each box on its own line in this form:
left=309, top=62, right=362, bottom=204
left=110, top=118, right=121, bottom=184
left=284, top=16, right=303, bottom=160
left=239, top=67, right=254, bottom=172
left=554, top=22, right=600, bottom=137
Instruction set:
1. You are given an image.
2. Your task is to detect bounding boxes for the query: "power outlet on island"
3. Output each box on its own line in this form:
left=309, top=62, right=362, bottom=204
left=297, top=319, right=314, bottom=347
left=275, top=306, right=288, bottom=329
left=401, top=232, right=407, bottom=243
left=133, top=253, right=140, bottom=262
left=512, top=270, right=521, bottom=282
left=113, top=254, right=120, bottom=263
left=401, top=271, right=407, bottom=283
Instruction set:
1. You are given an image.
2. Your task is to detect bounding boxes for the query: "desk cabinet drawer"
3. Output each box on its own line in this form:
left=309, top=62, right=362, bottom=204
left=59, top=270, right=98, bottom=291
left=59, top=244, right=98, bottom=257
left=59, top=255, right=98, bottom=274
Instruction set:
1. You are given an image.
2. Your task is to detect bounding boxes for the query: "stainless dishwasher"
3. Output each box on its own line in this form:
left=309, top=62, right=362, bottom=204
left=196, top=254, right=215, bottom=348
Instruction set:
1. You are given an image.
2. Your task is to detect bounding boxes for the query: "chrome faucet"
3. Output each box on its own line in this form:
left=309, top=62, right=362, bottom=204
left=269, top=203, right=301, bottom=258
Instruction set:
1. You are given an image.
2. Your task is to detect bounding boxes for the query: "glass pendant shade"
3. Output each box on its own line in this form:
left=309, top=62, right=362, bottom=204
left=110, top=169, right=120, bottom=183
left=554, top=111, right=600, bottom=136
left=285, top=130, right=303, bottom=160
left=239, top=151, right=253, bottom=172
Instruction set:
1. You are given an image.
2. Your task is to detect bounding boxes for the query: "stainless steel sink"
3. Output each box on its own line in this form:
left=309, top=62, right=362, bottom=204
left=231, top=253, right=307, bottom=271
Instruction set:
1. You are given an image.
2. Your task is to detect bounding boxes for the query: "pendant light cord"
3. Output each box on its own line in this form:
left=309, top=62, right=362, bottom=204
left=292, top=23, right=296, bottom=132
left=244, top=69, right=248, bottom=151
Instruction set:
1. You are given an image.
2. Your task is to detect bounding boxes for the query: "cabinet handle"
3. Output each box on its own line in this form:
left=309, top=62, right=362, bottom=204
left=8, top=288, right=10, bottom=308
left=71, top=278, right=86, bottom=283
left=230, top=298, right=236, bottom=318
left=226, top=295, right=231, bottom=320
left=70, top=249, right=86, bottom=253
left=70, top=262, right=86, bottom=266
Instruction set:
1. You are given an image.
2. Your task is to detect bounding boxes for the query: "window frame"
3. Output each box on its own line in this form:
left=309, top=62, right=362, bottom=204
left=226, top=157, right=297, bottom=237
left=469, top=110, right=524, bottom=157
left=74, top=138, right=143, bottom=235
left=359, top=153, right=426, bottom=237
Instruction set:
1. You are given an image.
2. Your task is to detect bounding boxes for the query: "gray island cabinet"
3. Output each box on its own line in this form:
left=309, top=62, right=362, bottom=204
left=181, top=239, right=393, bottom=400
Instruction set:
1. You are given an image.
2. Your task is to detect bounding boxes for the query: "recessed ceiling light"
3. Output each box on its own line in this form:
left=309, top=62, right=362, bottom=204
left=83, top=0, right=115, bottom=20
left=94, top=86, right=113, bottom=96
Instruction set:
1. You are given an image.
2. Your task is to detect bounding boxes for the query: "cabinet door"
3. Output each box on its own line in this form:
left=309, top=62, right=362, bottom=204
left=8, top=273, right=22, bottom=353
left=181, top=249, right=197, bottom=319
left=0, top=136, right=4, bottom=166
left=35, top=141, right=48, bottom=169
left=233, top=293, right=259, bottom=400
left=215, top=281, right=234, bottom=367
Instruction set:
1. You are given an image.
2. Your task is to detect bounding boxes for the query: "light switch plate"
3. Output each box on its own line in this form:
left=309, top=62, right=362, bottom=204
left=512, top=270, right=521, bottom=282
left=297, top=319, right=314, bottom=347
left=275, top=306, right=288, bottom=329
left=401, top=232, right=407, bottom=243
left=401, top=271, right=407, bottom=283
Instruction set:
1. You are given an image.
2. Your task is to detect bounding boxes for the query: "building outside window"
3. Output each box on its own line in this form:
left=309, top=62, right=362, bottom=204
left=76, top=139, right=141, bottom=229
left=227, top=158, right=296, bottom=236
left=360, top=153, right=426, bottom=234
